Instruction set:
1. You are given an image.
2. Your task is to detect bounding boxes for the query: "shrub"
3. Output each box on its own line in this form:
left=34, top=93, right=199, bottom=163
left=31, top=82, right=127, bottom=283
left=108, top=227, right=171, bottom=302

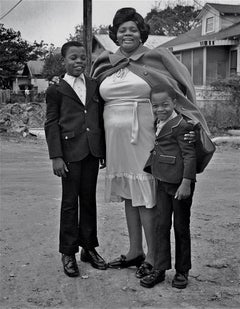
left=211, top=75, right=240, bottom=122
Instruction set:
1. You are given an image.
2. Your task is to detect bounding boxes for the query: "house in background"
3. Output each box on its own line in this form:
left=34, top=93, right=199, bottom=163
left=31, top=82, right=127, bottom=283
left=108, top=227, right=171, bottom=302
left=92, top=34, right=175, bottom=60
left=12, top=60, right=48, bottom=93
left=161, top=3, right=240, bottom=86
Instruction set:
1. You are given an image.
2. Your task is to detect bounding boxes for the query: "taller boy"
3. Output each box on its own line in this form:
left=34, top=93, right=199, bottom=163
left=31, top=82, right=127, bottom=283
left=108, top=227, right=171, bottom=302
left=45, top=41, right=107, bottom=277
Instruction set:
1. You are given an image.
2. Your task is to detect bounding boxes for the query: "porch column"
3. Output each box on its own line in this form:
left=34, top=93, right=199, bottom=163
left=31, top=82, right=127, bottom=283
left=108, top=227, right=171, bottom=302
left=237, top=46, right=240, bottom=75
left=203, top=47, right=207, bottom=85
left=191, top=50, right=194, bottom=77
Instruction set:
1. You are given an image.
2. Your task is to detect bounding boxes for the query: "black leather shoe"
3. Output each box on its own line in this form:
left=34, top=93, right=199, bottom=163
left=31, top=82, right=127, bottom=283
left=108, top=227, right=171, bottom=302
left=136, top=261, right=154, bottom=278
left=172, top=272, right=188, bottom=289
left=108, top=254, right=145, bottom=269
left=62, top=254, right=80, bottom=277
left=80, top=248, right=107, bottom=270
left=140, top=270, right=165, bottom=288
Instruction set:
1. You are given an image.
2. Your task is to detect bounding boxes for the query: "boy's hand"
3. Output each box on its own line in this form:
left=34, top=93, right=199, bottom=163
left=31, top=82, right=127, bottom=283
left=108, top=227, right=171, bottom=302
left=52, top=157, right=69, bottom=177
left=175, top=178, right=191, bottom=200
left=99, top=158, right=106, bottom=169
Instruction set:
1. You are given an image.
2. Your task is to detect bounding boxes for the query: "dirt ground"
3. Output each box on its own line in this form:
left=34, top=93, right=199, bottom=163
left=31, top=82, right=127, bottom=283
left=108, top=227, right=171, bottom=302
left=0, top=134, right=240, bottom=309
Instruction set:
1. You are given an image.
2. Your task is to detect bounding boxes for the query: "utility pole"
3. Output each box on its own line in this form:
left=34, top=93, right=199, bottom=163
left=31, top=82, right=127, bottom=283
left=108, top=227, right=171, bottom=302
left=83, top=0, right=92, bottom=75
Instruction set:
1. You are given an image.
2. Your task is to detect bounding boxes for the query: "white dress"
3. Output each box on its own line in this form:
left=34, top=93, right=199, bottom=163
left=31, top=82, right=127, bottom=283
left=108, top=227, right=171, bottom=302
left=99, top=67, right=156, bottom=208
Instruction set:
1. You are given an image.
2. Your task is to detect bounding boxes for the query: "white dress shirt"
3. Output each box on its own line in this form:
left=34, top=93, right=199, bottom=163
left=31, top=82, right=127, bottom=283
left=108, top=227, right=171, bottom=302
left=63, top=73, right=86, bottom=105
left=156, top=110, right=178, bottom=136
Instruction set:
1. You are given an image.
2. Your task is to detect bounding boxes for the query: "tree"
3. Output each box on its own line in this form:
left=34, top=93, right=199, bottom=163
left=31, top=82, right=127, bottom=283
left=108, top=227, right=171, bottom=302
left=145, top=4, right=200, bottom=36
left=31, top=40, right=51, bottom=60
left=0, top=24, right=51, bottom=89
left=42, top=51, right=65, bottom=81
left=68, top=24, right=84, bottom=42
left=0, top=24, right=37, bottom=79
left=68, top=24, right=108, bottom=42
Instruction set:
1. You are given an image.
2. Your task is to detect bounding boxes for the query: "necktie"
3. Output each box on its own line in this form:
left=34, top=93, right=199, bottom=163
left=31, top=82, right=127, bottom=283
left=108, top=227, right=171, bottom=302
left=73, top=76, right=86, bottom=104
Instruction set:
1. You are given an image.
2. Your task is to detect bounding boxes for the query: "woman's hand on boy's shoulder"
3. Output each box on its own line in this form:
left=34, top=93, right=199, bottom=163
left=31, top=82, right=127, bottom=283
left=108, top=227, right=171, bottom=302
left=184, top=130, right=196, bottom=143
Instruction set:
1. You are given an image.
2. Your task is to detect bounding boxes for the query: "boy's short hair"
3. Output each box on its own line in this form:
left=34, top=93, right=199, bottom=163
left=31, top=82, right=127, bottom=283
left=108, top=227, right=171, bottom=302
left=151, top=83, right=177, bottom=101
left=61, top=41, right=84, bottom=58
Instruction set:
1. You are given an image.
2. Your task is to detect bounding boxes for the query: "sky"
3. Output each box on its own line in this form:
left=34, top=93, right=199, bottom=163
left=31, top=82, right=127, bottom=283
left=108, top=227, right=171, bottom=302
left=1, top=0, right=240, bottom=47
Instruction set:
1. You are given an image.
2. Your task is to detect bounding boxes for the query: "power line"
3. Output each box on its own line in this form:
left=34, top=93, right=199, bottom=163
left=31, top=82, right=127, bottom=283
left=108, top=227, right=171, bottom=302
left=0, top=0, right=23, bottom=21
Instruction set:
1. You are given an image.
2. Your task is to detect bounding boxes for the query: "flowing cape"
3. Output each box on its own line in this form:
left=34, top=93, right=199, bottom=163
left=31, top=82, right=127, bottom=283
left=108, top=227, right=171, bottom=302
left=91, top=45, right=210, bottom=135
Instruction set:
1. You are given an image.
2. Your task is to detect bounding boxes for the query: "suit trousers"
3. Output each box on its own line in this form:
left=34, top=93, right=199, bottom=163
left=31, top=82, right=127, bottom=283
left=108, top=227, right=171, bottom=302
left=154, top=181, right=195, bottom=272
left=59, top=154, right=99, bottom=255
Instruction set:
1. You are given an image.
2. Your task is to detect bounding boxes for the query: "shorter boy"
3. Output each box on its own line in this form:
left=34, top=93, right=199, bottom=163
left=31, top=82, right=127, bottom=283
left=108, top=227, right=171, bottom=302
left=140, top=84, right=196, bottom=289
left=45, top=41, right=107, bottom=277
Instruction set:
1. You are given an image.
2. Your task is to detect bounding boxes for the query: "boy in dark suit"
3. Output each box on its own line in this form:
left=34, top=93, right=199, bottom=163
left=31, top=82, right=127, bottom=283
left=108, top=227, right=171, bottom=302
left=44, top=41, right=107, bottom=277
left=140, top=84, right=196, bottom=289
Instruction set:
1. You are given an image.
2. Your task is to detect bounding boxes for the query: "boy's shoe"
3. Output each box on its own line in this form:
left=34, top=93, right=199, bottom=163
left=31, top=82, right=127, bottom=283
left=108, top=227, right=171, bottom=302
left=62, top=254, right=80, bottom=277
left=80, top=248, right=107, bottom=270
left=172, top=272, right=189, bottom=289
left=136, top=261, right=154, bottom=278
left=140, top=270, right=165, bottom=288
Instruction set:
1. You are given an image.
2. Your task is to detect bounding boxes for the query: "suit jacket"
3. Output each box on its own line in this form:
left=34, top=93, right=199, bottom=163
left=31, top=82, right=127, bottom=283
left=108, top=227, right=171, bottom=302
left=144, top=115, right=196, bottom=184
left=44, top=75, right=105, bottom=162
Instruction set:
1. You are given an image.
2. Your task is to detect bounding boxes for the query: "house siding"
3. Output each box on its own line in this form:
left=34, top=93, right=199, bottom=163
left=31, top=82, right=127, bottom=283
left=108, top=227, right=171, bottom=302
left=31, top=78, right=49, bottom=93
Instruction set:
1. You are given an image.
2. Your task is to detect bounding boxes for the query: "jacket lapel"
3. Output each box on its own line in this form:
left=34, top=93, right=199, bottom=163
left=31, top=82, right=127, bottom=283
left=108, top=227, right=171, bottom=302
left=156, top=115, right=183, bottom=139
left=84, top=75, right=97, bottom=106
left=57, top=79, right=82, bottom=104
left=57, top=76, right=97, bottom=106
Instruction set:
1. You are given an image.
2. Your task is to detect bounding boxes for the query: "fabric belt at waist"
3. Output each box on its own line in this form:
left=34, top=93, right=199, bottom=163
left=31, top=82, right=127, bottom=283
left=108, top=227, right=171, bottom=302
left=105, top=99, right=151, bottom=144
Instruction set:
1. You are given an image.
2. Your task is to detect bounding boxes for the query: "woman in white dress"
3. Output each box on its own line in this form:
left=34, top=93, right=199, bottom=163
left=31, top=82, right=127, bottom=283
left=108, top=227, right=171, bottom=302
left=91, top=7, right=199, bottom=280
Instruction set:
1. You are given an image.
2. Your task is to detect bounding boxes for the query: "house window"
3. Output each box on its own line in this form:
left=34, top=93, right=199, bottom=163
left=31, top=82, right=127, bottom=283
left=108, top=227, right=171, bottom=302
left=230, top=50, right=237, bottom=75
left=206, top=17, right=214, bottom=33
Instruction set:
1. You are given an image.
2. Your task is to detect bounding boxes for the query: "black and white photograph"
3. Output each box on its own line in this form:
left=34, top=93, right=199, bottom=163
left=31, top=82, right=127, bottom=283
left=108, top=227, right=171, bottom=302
left=0, top=0, right=240, bottom=308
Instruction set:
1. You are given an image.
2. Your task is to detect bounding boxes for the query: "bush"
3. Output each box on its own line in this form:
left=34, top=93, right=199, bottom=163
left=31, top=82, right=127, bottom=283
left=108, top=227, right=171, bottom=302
left=33, top=92, right=45, bottom=103
left=9, top=92, right=26, bottom=103
left=207, top=75, right=240, bottom=132
left=211, top=75, right=240, bottom=120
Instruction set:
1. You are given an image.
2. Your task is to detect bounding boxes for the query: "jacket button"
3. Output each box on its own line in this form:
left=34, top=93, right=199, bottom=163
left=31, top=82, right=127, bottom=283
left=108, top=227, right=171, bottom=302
left=155, top=141, right=158, bottom=145
left=84, top=110, right=87, bottom=114
left=143, top=71, right=148, bottom=75
left=153, top=151, right=156, bottom=155
left=86, top=128, right=90, bottom=131
left=65, top=136, right=68, bottom=140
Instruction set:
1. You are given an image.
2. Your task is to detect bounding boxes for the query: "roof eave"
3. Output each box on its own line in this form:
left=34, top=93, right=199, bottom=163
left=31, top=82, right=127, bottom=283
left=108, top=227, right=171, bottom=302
left=168, top=39, right=238, bottom=52
left=196, top=3, right=213, bottom=20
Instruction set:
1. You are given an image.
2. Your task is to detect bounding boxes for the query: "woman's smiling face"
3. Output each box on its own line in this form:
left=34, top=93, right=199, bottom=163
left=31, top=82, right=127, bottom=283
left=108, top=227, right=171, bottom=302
left=117, top=21, right=141, bottom=54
